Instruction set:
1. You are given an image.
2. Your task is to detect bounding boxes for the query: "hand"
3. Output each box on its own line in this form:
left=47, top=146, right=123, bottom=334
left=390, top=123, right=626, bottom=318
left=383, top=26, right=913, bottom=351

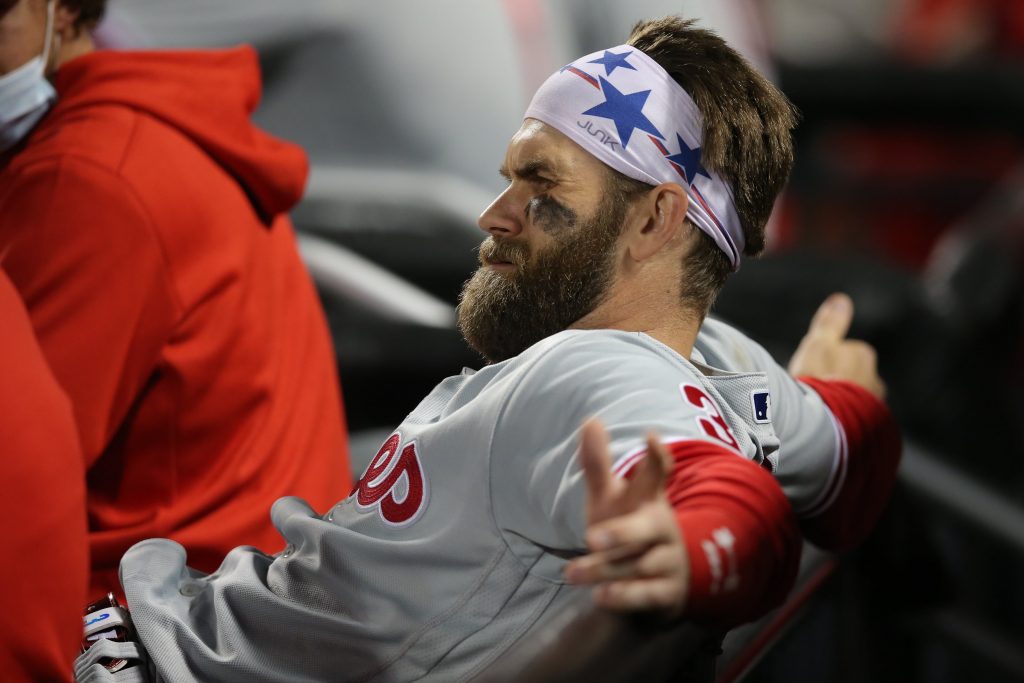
left=74, top=638, right=151, bottom=682
left=564, top=419, right=689, bottom=617
left=787, top=293, right=886, bottom=399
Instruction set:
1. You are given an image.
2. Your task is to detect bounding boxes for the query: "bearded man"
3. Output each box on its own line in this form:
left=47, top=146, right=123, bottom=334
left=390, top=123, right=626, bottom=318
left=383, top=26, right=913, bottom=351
left=75, top=16, right=900, bottom=683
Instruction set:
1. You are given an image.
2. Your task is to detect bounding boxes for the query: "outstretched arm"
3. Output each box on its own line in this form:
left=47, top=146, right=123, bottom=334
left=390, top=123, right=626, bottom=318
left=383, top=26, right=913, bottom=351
left=565, top=420, right=802, bottom=627
left=787, top=293, right=902, bottom=551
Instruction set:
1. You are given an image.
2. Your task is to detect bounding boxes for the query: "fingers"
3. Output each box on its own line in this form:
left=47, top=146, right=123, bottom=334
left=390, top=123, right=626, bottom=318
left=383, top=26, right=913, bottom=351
left=565, top=523, right=690, bottom=616
left=807, top=292, right=854, bottom=342
left=836, top=339, right=886, bottom=399
left=566, top=540, right=680, bottom=585
left=75, top=638, right=145, bottom=680
left=586, top=505, right=667, bottom=556
left=570, top=429, right=690, bottom=616
left=844, top=338, right=876, bottom=362
left=624, top=433, right=669, bottom=505
left=568, top=498, right=679, bottom=581
left=874, top=377, right=887, bottom=400
left=848, top=342, right=886, bottom=398
left=592, top=577, right=688, bottom=615
left=579, top=418, right=614, bottom=506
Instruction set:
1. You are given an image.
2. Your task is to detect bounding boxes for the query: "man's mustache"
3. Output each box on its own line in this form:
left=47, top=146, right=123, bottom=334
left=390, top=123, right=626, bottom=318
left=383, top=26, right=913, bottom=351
left=478, top=237, right=531, bottom=267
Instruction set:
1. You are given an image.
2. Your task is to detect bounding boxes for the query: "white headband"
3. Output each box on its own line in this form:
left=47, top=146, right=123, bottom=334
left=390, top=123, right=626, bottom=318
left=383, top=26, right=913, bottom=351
left=524, top=45, right=744, bottom=268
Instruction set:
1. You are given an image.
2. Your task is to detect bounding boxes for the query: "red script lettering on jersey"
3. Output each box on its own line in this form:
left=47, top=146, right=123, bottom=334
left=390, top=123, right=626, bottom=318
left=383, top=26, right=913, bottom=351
left=680, top=383, right=741, bottom=452
left=355, top=433, right=428, bottom=526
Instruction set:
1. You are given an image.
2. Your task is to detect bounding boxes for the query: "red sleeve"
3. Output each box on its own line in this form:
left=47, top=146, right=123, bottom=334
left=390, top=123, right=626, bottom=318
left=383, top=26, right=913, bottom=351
left=0, top=273, right=88, bottom=683
left=796, top=377, right=902, bottom=552
left=0, top=160, right=180, bottom=465
left=659, top=440, right=802, bottom=628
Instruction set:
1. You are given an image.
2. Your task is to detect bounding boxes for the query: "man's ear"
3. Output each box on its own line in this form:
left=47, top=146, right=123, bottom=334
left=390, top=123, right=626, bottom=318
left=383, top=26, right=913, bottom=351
left=624, top=183, right=689, bottom=262
left=53, top=1, right=80, bottom=38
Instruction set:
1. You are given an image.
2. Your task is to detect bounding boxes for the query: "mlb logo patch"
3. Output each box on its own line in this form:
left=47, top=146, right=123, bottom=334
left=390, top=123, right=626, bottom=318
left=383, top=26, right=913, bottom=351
left=750, top=390, right=771, bottom=424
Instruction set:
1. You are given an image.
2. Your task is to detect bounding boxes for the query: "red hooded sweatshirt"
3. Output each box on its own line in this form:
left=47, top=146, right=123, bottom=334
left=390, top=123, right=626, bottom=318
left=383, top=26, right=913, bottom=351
left=0, top=270, right=87, bottom=683
left=0, top=47, right=352, bottom=599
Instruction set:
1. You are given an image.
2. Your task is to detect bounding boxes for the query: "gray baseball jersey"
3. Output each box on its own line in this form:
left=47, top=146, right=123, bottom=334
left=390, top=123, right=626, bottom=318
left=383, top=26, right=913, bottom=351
left=114, top=322, right=840, bottom=682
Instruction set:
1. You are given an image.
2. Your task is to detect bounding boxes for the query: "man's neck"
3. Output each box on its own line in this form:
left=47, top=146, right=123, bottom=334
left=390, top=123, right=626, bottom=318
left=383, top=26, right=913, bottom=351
left=571, top=287, right=702, bottom=359
left=54, top=32, right=93, bottom=71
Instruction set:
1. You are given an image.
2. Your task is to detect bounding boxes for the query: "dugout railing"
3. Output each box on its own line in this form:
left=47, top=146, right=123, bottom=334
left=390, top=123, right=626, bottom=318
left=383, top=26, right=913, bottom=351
left=472, top=545, right=836, bottom=683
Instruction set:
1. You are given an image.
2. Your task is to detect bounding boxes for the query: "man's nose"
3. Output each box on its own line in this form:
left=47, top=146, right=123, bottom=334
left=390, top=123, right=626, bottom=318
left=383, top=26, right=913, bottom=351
left=477, top=188, right=523, bottom=238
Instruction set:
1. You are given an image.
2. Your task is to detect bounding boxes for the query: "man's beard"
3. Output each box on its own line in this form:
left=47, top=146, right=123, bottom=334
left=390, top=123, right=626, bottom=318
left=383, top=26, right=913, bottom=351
left=456, top=196, right=627, bottom=363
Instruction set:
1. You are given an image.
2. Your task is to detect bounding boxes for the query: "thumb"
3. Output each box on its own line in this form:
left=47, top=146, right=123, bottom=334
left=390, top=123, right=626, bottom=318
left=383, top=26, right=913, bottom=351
left=806, top=292, right=854, bottom=342
left=579, top=418, right=614, bottom=505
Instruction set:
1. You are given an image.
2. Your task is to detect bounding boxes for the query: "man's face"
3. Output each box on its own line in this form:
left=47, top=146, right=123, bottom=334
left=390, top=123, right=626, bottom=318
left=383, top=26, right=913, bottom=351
left=0, top=0, right=49, bottom=76
left=457, top=119, right=631, bottom=363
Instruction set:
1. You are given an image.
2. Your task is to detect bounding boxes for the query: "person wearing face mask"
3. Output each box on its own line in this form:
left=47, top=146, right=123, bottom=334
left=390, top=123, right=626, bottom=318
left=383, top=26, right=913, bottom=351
left=0, top=0, right=57, bottom=151
left=0, top=0, right=353, bottom=610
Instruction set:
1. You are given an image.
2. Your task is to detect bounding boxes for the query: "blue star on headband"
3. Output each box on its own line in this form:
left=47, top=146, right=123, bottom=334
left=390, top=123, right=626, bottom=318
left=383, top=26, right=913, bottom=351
left=665, top=133, right=710, bottom=185
left=582, top=77, right=663, bottom=149
left=587, top=50, right=637, bottom=76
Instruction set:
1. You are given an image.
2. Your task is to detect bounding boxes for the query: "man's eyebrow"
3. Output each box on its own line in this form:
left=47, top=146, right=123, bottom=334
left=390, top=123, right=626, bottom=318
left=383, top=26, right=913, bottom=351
left=498, top=159, right=559, bottom=182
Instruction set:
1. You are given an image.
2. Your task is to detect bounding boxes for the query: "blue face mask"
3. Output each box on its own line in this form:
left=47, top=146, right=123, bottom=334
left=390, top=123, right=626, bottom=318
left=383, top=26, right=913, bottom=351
left=0, top=0, right=58, bottom=153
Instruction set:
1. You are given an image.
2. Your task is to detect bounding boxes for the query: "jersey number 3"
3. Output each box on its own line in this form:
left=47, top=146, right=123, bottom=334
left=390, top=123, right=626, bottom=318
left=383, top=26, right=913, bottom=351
left=680, top=384, right=741, bottom=452
left=354, top=432, right=428, bottom=526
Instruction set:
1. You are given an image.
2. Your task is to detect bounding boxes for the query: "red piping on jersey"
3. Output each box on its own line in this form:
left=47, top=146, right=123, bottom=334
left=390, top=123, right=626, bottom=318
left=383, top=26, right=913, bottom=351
left=610, top=438, right=690, bottom=478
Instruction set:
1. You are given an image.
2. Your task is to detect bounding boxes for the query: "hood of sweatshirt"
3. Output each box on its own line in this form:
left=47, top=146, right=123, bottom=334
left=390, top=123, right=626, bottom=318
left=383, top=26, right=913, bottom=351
left=51, top=46, right=308, bottom=220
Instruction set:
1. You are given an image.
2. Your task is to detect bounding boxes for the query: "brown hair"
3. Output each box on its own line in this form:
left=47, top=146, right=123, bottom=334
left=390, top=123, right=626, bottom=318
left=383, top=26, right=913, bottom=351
left=610, top=16, right=798, bottom=317
left=60, top=0, right=105, bottom=31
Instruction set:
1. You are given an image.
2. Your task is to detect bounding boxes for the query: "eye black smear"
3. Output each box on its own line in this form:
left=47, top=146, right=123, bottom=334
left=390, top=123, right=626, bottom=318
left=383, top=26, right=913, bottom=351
left=527, top=195, right=578, bottom=235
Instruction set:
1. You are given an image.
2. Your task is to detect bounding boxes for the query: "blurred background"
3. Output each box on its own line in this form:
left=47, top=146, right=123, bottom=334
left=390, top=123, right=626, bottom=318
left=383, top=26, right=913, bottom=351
left=94, top=0, right=1023, bottom=680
